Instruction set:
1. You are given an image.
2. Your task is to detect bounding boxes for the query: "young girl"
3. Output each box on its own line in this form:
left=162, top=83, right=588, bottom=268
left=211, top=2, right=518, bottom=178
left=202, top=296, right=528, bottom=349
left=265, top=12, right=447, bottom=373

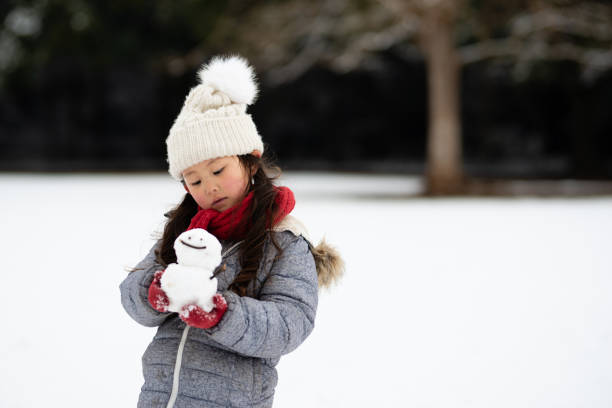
left=120, top=55, right=343, bottom=408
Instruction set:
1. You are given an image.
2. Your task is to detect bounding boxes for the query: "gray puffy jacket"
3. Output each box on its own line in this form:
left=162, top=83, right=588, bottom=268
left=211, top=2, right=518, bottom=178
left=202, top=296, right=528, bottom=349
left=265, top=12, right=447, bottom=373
left=120, top=216, right=343, bottom=408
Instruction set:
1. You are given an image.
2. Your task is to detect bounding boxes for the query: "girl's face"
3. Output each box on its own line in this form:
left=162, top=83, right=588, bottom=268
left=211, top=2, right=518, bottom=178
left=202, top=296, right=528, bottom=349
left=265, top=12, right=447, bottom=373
left=182, top=155, right=251, bottom=212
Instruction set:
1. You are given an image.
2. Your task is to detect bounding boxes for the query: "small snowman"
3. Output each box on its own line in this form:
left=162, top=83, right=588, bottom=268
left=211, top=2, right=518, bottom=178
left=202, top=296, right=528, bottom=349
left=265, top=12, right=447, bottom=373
left=160, top=228, right=222, bottom=313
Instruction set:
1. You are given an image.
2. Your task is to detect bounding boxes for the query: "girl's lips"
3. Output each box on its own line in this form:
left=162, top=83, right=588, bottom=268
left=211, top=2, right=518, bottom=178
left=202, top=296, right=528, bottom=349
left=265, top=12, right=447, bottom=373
left=213, top=197, right=226, bottom=206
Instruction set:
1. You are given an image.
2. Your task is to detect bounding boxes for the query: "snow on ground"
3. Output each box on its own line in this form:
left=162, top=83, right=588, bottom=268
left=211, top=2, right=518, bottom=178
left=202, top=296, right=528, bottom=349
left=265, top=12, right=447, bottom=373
left=1, top=172, right=611, bottom=407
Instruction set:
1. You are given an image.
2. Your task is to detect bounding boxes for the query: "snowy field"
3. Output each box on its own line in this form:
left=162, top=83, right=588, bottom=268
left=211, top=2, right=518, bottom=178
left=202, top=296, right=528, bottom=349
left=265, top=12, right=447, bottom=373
left=1, top=172, right=611, bottom=408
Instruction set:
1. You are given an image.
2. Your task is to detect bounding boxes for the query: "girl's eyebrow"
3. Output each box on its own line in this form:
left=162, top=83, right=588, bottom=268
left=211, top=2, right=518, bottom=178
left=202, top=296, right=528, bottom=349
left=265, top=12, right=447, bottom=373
left=184, top=158, right=222, bottom=177
left=207, top=158, right=221, bottom=167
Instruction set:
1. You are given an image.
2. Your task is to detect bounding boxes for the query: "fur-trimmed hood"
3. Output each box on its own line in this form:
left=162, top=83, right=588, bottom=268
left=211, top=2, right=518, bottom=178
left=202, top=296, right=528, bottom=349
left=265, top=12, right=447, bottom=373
left=308, top=238, right=345, bottom=289
left=273, top=215, right=344, bottom=289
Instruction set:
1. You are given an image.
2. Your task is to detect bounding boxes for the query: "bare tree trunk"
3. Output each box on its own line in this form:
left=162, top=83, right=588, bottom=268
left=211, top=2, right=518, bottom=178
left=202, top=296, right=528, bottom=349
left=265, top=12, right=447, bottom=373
left=420, top=4, right=464, bottom=195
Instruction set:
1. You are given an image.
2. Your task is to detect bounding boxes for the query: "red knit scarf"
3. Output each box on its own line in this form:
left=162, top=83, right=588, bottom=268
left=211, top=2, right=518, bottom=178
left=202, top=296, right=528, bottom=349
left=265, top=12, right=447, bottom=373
left=187, top=186, right=295, bottom=241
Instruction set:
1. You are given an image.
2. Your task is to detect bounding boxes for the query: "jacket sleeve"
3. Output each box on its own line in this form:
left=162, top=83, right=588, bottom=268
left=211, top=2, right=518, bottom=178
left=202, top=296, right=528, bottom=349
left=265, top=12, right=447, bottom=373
left=204, top=232, right=319, bottom=359
left=119, top=241, right=172, bottom=327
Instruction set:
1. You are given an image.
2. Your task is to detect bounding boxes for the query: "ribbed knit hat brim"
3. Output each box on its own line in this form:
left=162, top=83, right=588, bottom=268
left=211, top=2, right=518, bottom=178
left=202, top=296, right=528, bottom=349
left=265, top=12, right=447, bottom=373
left=167, top=114, right=263, bottom=180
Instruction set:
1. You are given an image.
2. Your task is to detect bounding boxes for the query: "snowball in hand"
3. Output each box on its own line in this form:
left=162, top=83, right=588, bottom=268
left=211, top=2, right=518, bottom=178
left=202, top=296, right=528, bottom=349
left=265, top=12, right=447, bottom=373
left=160, top=228, right=223, bottom=313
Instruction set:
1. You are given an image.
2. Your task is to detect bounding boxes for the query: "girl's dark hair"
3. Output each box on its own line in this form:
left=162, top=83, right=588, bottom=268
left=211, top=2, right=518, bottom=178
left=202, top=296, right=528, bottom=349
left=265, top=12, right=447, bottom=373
left=155, top=153, right=283, bottom=297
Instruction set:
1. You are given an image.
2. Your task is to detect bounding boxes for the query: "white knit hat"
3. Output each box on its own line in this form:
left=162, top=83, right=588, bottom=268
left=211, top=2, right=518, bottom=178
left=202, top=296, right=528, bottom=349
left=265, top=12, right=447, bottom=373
left=166, top=55, right=264, bottom=180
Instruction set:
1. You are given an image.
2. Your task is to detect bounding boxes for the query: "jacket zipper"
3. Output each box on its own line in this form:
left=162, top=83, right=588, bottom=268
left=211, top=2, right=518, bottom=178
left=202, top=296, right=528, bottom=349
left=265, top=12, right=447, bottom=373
left=165, top=326, right=189, bottom=408
left=165, top=241, right=242, bottom=408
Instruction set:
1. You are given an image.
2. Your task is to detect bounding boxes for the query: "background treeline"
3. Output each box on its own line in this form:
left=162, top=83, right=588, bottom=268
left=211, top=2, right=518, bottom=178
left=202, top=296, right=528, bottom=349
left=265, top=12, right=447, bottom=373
left=1, top=0, right=611, bottom=181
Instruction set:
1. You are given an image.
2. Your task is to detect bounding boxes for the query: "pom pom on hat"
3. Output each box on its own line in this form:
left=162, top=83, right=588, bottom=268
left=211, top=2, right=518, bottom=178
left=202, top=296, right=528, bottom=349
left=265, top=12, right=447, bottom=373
left=166, top=54, right=265, bottom=181
left=198, top=55, right=258, bottom=105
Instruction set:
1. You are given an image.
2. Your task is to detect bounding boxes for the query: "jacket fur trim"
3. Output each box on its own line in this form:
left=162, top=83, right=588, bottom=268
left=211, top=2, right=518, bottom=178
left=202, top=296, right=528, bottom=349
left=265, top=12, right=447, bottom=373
left=273, top=215, right=344, bottom=289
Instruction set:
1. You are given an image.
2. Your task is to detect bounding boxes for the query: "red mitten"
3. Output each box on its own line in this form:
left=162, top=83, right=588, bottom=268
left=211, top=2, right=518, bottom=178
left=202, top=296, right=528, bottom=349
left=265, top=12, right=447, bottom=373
left=179, top=294, right=228, bottom=329
left=148, top=270, right=170, bottom=313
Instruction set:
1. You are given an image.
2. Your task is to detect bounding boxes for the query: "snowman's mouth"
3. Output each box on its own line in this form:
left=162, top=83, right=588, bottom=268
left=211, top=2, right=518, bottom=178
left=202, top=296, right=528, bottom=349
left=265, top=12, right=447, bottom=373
left=180, top=240, right=207, bottom=250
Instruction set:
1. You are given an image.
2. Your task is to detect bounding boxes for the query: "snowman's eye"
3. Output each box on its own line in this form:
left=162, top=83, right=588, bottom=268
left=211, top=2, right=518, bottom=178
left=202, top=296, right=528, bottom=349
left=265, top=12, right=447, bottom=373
left=188, top=237, right=191, bottom=240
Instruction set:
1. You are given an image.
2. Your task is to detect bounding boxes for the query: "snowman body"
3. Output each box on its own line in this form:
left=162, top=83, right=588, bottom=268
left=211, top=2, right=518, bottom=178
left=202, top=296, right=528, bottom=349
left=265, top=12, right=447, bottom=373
left=160, top=228, right=222, bottom=313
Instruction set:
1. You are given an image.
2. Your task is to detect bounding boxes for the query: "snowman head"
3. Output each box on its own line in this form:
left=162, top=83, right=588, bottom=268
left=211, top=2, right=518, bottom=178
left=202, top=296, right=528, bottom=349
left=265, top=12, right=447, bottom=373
left=173, top=228, right=222, bottom=269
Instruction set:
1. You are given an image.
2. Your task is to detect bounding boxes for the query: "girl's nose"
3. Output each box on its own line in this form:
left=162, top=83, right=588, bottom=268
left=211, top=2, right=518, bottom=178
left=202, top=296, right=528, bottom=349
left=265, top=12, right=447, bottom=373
left=205, top=181, right=219, bottom=195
